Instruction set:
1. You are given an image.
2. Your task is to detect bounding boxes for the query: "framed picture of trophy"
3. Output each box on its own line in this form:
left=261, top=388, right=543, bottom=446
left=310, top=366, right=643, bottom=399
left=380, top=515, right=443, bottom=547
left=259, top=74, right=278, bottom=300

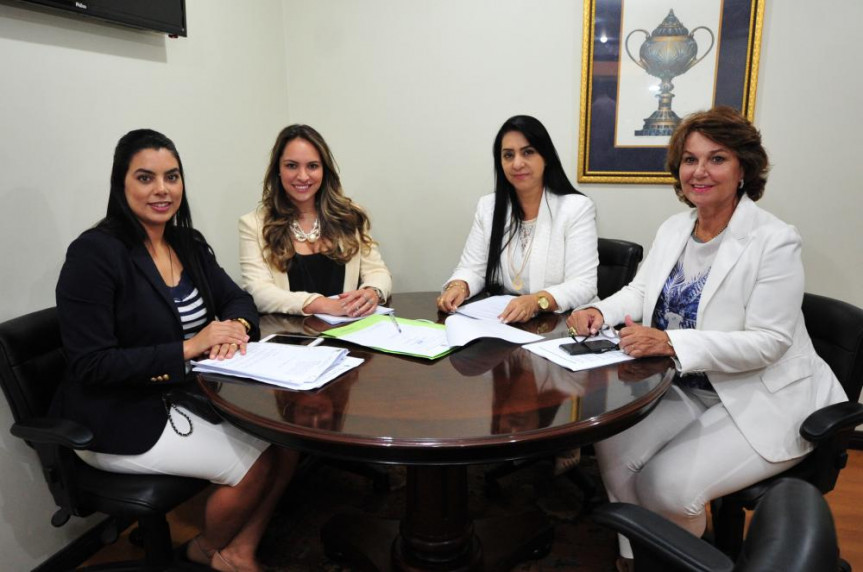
left=577, top=0, right=766, bottom=184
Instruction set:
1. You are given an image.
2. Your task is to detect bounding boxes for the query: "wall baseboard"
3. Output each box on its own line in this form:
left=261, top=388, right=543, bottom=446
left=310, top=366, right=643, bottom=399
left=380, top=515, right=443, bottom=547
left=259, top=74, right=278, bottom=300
left=32, top=516, right=132, bottom=572
left=850, top=430, right=863, bottom=450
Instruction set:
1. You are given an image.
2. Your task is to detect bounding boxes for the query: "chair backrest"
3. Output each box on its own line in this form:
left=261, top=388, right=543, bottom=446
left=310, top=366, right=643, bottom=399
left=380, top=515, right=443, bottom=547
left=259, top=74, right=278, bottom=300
left=802, top=293, right=863, bottom=402
left=0, top=308, right=66, bottom=428
left=737, top=478, right=839, bottom=572
left=597, top=238, right=643, bottom=300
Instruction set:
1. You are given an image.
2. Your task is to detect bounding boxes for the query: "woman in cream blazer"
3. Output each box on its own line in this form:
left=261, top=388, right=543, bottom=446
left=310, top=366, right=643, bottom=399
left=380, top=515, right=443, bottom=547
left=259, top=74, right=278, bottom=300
left=239, top=206, right=391, bottom=315
left=240, top=125, right=392, bottom=316
left=568, top=107, right=846, bottom=569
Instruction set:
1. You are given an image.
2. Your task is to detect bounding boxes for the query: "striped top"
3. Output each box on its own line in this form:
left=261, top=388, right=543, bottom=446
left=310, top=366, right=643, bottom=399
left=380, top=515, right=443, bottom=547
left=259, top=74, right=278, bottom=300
left=169, top=271, right=208, bottom=339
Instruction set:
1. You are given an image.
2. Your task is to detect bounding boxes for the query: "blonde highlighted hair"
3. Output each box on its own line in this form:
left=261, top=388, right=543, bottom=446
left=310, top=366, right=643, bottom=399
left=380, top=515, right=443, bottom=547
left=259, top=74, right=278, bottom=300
left=260, top=124, right=374, bottom=272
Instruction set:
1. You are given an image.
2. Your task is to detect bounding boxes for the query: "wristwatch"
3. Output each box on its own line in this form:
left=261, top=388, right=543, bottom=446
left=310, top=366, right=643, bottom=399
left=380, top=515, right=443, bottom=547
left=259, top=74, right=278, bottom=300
left=537, top=294, right=550, bottom=312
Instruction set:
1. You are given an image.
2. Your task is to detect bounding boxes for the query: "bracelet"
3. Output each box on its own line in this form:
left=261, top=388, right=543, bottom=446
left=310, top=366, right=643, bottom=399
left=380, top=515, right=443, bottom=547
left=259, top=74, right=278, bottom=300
left=233, top=317, right=252, bottom=333
left=444, top=281, right=467, bottom=293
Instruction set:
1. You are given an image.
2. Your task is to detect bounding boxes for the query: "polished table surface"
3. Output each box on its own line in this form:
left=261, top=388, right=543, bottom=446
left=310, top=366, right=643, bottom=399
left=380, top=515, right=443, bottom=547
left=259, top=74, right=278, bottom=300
left=199, top=292, right=672, bottom=571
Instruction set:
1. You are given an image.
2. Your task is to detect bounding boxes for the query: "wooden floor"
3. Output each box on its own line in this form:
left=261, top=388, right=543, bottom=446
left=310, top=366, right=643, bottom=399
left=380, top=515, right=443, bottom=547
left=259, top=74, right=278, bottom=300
left=84, top=450, right=863, bottom=570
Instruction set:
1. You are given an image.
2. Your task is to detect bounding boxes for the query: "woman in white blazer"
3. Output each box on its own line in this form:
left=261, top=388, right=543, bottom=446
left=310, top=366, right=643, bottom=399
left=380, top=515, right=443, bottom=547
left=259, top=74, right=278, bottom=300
left=567, top=107, right=847, bottom=571
left=438, top=115, right=598, bottom=323
left=239, top=125, right=392, bottom=317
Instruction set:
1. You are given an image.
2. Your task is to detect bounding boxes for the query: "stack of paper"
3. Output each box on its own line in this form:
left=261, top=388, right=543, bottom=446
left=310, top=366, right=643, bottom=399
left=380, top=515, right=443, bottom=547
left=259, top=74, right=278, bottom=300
left=192, top=342, right=363, bottom=390
left=446, top=295, right=544, bottom=346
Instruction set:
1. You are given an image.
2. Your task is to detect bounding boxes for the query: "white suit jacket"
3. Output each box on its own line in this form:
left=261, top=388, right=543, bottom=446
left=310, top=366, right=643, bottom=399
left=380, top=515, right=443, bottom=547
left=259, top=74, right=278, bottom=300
left=594, top=196, right=846, bottom=462
left=446, top=191, right=598, bottom=312
left=239, top=207, right=392, bottom=315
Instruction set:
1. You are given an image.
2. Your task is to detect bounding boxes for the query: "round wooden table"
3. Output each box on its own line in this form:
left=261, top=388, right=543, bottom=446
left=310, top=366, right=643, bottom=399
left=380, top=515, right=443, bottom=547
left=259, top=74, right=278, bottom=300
left=199, top=292, right=672, bottom=571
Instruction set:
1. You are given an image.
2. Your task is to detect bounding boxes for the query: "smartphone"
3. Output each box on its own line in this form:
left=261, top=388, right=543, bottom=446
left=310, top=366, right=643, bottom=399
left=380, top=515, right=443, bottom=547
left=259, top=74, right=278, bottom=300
left=560, top=342, right=592, bottom=356
left=265, top=334, right=319, bottom=346
left=583, top=339, right=619, bottom=353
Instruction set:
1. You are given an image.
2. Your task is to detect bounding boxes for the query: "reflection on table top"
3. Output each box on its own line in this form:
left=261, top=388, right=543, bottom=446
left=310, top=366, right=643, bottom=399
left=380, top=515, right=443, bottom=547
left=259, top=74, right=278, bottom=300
left=200, top=292, right=672, bottom=464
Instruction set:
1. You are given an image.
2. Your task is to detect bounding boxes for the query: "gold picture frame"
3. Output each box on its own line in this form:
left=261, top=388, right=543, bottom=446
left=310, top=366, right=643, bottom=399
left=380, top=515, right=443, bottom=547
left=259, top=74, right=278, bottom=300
left=577, top=0, right=766, bottom=184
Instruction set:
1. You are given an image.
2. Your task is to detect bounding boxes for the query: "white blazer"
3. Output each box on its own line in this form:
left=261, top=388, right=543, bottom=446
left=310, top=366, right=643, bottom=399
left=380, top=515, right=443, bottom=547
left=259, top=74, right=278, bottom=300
left=446, top=191, right=598, bottom=312
left=594, top=196, right=846, bottom=462
left=238, top=207, right=392, bottom=316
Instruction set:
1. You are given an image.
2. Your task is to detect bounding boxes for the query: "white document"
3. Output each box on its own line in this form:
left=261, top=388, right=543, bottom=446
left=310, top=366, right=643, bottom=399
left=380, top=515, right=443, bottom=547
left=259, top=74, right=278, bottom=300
left=445, top=313, right=543, bottom=347
left=524, top=336, right=634, bottom=371
left=335, top=320, right=453, bottom=359
left=192, top=342, right=349, bottom=386
left=252, top=356, right=365, bottom=390
left=456, top=295, right=515, bottom=320
left=313, top=296, right=395, bottom=325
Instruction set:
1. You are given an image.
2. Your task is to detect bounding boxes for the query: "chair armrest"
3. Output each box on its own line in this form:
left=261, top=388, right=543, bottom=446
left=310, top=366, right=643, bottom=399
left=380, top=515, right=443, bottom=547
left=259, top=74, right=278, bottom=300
left=800, top=402, right=863, bottom=443
left=11, top=417, right=94, bottom=449
left=592, top=503, right=733, bottom=572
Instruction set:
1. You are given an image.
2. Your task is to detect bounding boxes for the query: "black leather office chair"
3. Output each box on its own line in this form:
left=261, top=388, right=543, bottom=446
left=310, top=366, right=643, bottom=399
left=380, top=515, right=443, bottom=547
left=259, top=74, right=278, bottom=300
left=710, top=293, right=863, bottom=564
left=597, top=238, right=644, bottom=300
left=594, top=478, right=840, bottom=572
left=484, top=238, right=644, bottom=498
left=0, top=308, right=208, bottom=570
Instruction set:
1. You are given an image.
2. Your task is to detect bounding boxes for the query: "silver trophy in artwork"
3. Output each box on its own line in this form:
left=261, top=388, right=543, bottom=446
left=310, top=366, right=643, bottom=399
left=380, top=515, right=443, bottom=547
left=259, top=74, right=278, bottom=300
left=625, top=10, right=715, bottom=136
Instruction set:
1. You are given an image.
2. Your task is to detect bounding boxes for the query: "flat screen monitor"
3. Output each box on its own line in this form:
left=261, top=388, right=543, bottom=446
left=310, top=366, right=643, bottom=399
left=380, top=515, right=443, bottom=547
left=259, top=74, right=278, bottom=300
left=15, top=0, right=187, bottom=37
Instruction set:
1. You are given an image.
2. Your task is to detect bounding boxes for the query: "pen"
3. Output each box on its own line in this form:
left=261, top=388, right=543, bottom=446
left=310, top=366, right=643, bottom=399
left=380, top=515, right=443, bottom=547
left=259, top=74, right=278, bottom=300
left=307, top=337, right=324, bottom=347
left=389, top=313, right=402, bottom=333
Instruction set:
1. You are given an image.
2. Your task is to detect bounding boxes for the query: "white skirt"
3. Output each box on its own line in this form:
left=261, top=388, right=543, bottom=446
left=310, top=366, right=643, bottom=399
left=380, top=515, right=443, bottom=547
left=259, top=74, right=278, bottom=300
left=76, top=409, right=269, bottom=486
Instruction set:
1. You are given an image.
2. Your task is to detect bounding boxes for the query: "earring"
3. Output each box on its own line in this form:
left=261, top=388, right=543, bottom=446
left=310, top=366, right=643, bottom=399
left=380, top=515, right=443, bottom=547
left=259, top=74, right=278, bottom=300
left=738, top=179, right=744, bottom=190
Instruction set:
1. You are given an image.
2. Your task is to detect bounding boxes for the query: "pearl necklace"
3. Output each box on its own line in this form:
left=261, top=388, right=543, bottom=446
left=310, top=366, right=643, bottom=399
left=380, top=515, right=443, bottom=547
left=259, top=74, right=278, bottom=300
left=290, top=217, right=321, bottom=243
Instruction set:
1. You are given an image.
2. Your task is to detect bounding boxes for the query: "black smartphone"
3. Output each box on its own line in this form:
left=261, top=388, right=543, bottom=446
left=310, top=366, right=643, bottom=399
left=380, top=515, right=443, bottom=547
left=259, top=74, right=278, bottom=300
left=583, top=339, right=619, bottom=353
left=560, top=342, right=592, bottom=356
left=266, top=334, right=319, bottom=346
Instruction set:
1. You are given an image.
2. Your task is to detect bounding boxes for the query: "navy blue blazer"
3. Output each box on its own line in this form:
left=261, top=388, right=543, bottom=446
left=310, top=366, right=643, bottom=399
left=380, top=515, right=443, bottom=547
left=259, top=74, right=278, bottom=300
left=53, top=227, right=259, bottom=454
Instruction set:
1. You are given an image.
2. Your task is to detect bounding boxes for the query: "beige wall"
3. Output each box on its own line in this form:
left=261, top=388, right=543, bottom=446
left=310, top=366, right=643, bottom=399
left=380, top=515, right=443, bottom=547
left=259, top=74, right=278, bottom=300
left=0, top=0, right=861, bottom=567
left=0, top=0, right=288, bottom=567
left=280, top=0, right=863, bottom=308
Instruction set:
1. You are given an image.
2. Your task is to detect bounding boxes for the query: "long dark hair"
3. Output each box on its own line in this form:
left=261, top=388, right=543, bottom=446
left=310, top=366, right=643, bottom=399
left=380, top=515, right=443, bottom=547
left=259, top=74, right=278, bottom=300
left=96, top=129, right=215, bottom=318
left=485, top=115, right=582, bottom=293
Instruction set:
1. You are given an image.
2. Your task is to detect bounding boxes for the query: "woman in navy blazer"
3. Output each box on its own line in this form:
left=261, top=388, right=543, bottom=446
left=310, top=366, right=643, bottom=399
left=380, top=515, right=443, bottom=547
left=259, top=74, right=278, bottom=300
left=54, top=129, right=297, bottom=571
left=568, top=107, right=846, bottom=571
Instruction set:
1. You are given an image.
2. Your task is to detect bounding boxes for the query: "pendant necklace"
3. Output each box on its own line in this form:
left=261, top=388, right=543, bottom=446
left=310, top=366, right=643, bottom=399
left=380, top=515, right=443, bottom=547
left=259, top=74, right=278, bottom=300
left=508, top=220, right=536, bottom=292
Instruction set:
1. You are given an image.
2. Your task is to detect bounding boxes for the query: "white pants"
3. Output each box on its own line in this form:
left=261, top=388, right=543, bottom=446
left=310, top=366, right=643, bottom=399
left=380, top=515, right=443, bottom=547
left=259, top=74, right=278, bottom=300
left=77, top=409, right=269, bottom=486
left=595, top=384, right=803, bottom=558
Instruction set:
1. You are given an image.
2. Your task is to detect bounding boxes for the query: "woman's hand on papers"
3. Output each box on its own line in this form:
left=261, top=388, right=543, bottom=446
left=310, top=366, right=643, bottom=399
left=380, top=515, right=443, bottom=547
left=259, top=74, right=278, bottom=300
left=183, top=319, right=250, bottom=361
left=339, top=289, right=379, bottom=317
left=437, top=281, right=469, bottom=313
left=498, top=295, right=540, bottom=324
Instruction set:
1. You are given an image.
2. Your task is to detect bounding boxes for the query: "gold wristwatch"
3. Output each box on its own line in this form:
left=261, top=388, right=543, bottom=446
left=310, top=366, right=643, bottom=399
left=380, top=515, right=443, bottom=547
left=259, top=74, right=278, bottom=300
left=537, top=294, right=550, bottom=311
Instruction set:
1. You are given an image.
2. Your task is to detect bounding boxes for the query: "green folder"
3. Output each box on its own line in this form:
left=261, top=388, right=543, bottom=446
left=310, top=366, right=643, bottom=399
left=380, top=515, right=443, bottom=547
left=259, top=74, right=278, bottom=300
left=321, top=314, right=455, bottom=360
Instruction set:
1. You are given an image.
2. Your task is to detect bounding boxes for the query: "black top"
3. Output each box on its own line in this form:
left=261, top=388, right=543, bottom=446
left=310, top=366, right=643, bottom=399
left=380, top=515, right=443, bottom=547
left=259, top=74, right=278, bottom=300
left=52, top=227, right=259, bottom=454
left=288, top=253, right=346, bottom=297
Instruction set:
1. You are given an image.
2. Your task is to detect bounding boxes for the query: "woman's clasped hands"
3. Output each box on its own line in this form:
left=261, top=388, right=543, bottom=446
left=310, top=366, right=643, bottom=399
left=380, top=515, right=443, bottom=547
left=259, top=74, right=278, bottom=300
left=183, top=319, right=250, bottom=361
left=304, top=288, right=380, bottom=318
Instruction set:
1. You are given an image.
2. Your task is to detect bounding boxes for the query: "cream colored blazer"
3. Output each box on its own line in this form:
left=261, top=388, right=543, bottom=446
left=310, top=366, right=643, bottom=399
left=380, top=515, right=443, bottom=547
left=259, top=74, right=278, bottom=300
left=239, top=207, right=392, bottom=315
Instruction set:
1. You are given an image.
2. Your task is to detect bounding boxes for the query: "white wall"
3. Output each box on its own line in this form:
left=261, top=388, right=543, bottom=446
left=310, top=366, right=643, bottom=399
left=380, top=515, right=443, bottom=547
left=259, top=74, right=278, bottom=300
left=280, top=0, right=863, bottom=309
left=0, top=0, right=288, bottom=567
left=1, top=0, right=861, bottom=567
